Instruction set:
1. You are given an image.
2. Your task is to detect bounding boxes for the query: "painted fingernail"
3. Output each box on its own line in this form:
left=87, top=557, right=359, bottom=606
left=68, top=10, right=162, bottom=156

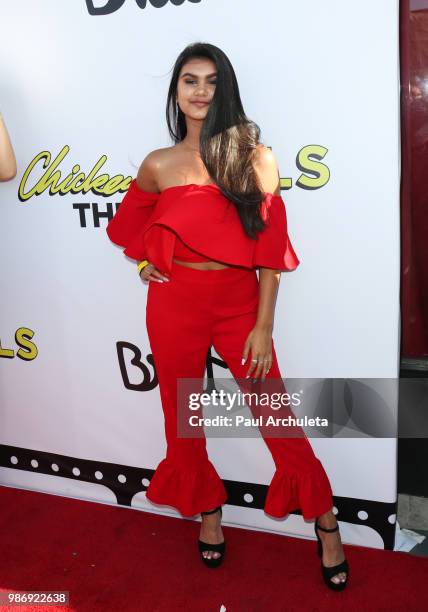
left=241, top=358, right=245, bottom=365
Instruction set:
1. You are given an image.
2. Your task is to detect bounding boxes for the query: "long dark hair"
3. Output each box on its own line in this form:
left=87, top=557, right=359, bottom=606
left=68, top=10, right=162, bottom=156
left=166, top=42, right=267, bottom=239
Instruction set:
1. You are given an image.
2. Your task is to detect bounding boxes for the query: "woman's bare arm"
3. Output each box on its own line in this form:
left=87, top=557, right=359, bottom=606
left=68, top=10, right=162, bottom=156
left=242, top=145, right=282, bottom=380
left=254, top=144, right=282, bottom=330
left=136, top=152, right=170, bottom=283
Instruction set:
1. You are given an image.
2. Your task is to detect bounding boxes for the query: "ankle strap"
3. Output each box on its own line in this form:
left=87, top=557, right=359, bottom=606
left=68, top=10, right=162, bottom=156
left=201, top=505, right=221, bottom=515
left=315, top=520, right=339, bottom=533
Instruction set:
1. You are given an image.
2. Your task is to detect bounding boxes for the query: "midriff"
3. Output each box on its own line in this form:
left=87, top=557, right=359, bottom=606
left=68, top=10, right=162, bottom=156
left=172, top=258, right=229, bottom=269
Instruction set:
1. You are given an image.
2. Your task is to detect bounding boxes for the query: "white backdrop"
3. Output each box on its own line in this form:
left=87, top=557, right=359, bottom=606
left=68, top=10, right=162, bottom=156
left=0, top=0, right=400, bottom=550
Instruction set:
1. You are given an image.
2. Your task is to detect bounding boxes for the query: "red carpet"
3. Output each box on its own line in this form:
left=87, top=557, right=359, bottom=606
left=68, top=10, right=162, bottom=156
left=0, top=484, right=427, bottom=611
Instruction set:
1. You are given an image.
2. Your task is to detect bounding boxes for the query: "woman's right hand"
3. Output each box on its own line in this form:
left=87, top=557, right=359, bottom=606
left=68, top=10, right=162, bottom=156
left=140, top=262, right=170, bottom=283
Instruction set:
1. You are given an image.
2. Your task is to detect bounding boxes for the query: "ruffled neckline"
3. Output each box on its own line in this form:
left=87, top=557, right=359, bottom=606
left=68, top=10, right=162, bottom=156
left=133, top=179, right=281, bottom=199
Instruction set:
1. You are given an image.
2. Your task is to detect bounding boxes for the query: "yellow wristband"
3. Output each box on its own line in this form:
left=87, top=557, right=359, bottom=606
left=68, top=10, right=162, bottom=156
left=137, top=260, right=149, bottom=274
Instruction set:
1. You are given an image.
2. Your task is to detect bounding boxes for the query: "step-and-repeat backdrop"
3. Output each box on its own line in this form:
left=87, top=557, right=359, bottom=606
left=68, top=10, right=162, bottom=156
left=0, top=0, right=400, bottom=550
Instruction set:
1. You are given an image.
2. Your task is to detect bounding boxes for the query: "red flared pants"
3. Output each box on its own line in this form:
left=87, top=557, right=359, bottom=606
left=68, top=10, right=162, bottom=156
left=145, top=261, right=333, bottom=520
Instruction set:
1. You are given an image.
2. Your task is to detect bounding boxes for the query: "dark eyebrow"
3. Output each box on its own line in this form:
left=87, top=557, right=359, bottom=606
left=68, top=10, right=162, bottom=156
left=181, top=72, right=217, bottom=78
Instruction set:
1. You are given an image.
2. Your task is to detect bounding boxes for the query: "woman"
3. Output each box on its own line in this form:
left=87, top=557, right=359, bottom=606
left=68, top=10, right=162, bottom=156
left=107, top=42, right=348, bottom=590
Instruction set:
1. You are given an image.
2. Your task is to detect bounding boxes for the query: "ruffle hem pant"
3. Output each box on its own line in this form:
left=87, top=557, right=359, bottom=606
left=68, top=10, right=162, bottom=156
left=145, top=261, right=333, bottom=520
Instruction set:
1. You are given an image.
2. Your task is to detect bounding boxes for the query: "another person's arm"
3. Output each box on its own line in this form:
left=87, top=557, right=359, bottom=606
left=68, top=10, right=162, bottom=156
left=0, top=111, right=17, bottom=181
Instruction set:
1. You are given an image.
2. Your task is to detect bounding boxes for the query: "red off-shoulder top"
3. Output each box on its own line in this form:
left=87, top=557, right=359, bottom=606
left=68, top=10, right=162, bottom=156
left=106, top=180, right=300, bottom=275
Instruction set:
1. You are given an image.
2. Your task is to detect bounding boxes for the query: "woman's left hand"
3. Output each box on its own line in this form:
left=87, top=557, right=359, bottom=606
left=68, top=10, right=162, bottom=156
left=241, top=324, right=273, bottom=381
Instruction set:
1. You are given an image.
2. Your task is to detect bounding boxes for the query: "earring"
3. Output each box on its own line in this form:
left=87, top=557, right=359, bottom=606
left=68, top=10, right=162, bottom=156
left=175, top=99, right=179, bottom=130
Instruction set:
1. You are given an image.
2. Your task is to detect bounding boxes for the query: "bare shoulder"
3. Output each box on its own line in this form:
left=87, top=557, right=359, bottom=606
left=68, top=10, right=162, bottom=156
left=136, top=146, right=174, bottom=193
left=252, top=143, right=281, bottom=196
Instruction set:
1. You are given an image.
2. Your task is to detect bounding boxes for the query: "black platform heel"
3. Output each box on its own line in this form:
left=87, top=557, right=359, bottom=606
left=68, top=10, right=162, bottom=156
left=314, top=519, right=349, bottom=591
left=198, top=505, right=225, bottom=568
